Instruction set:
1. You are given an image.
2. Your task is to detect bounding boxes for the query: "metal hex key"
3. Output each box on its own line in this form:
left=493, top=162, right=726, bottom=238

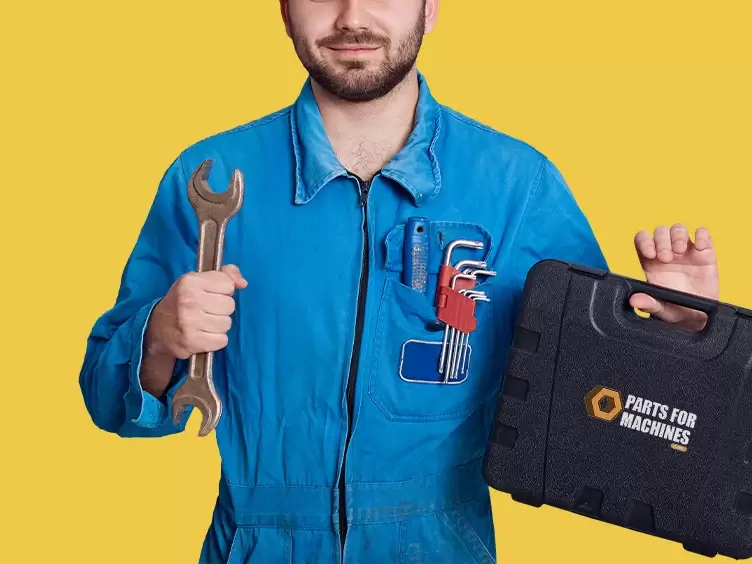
left=171, top=159, right=244, bottom=437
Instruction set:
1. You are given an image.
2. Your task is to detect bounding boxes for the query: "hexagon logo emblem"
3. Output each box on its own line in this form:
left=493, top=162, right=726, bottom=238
left=585, top=386, right=623, bottom=422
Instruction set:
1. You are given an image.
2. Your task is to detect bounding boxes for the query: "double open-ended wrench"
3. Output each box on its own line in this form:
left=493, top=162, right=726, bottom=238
left=171, top=159, right=245, bottom=437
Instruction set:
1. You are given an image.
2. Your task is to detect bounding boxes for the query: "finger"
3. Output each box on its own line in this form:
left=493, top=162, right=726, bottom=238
left=629, top=293, right=665, bottom=316
left=629, top=294, right=705, bottom=328
left=694, top=226, right=713, bottom=251
left=199, top=311, right=233, bottom=334
left=201, top=271, right=237, bottom=295
left=200, top=293, right=236, bottom=316
left=634, top=230, right=656, bottom=260
left=195, top=332, right=229, bottom=352
left=222, top=264, right=248, bottom=289
left=670, top=223, right=689, bottom=254
left=653, top=225, right=673, bottom=262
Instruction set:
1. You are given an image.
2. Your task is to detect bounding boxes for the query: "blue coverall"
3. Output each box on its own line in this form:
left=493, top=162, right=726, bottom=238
left=79, top=73, right=608, bottom=563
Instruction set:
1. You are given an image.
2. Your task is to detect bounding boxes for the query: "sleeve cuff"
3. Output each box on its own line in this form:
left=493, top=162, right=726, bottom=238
left=124, top=298, right=189, bottom=429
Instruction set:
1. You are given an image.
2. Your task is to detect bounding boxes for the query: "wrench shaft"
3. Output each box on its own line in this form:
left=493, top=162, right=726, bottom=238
left=197, top=218, right=227, bottom=273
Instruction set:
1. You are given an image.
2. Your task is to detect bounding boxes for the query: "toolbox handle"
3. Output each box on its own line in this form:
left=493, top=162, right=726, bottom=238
left=607, top=278, right=736, bottom=358
left=625, top=279, right=718, bottom=316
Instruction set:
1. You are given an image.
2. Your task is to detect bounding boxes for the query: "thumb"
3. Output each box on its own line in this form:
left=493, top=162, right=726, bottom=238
left=221, top=264, right=248, bottom=289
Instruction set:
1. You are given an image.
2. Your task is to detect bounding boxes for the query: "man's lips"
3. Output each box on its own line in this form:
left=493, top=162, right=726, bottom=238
left=326, top=44, right=382, bottom=52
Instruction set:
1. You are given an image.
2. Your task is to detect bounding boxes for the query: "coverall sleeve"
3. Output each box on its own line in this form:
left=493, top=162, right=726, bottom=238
left=509, top=156, right=609, bottom=295
left=79, top=155, right=197, bottom=437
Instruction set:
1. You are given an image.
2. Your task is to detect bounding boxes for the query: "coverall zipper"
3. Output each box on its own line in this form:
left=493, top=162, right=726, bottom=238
left=338, top=174, right=372, bottom=559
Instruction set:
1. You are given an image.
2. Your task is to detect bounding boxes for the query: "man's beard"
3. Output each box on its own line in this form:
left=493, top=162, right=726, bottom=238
left=290, top=10, right=426, bottom=102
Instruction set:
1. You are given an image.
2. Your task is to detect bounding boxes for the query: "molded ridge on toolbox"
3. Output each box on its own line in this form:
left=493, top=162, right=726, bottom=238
left=482, top=259, right=752, bottom=560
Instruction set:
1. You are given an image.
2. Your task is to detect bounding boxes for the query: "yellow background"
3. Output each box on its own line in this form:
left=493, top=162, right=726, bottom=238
left=3, top=0, right=751, bottom=562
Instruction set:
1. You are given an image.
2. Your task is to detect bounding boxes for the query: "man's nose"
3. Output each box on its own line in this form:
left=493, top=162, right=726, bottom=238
left=335, top=0, right=371, bottom=32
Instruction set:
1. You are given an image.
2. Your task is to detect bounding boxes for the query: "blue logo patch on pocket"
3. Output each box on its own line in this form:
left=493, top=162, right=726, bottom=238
left=399, top=339, right=471, bottom=384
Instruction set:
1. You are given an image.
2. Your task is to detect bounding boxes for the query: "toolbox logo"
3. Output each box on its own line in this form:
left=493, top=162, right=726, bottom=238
left=585, top=385, right=696, bottom=451
left=585, top=386, right=623, bottom=422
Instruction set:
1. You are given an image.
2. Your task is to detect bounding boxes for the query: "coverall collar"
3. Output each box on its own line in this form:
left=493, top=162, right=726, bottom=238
left=291, top=72, right=442, bottom=206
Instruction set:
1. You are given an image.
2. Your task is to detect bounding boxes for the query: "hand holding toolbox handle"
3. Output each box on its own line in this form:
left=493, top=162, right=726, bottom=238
left=623, top=279, right=718, bottom=318
left=567, top=262, right=738, bottom=358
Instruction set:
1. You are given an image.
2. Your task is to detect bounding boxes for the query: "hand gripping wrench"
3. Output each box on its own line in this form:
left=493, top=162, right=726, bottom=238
left=171, top=159, right=245, bottom=437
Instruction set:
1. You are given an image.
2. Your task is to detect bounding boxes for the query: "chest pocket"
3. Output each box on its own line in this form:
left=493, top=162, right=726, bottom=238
left=367, top=220, right=498, bottom=422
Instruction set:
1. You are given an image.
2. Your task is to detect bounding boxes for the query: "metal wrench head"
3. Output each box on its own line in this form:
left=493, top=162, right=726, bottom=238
left=188, top=159, right=245, bottom=223
left=171, top=364, right=223, bottom=437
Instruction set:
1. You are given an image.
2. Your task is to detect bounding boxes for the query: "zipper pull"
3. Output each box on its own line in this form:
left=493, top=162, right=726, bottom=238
left=359, top=179, right=372, bottom=207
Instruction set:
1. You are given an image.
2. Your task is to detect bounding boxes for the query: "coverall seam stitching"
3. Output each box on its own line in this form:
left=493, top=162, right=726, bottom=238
left=443, top=106, right=546, bottom=158
left=427, top=104, right=443, bottom=200
left=366, top=278, right=394, bottom=421
left=509, top=156, right=546, bottom=293
left=215, top=107, right=290, bottom=137
left=222, top=481, right=334, bottom=489
left=351, top=456, right=483, bottom=488
left=177, top=153, right=190, bottom=189
left=232, top=523, right=330, bottom=532
left=351, top=497, right=482, bottom=526
left=456, top=510, right=495, bottom=562
left=126, top=299, right=163, bottom=429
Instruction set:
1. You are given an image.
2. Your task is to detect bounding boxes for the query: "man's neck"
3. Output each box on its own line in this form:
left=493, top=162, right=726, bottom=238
left=311, top=70, right=420, bottom=181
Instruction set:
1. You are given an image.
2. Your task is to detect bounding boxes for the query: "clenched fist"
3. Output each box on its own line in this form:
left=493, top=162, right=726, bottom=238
left=147, top=264, right=248, bottom=359
left=140, top=264, right=247, bottom=397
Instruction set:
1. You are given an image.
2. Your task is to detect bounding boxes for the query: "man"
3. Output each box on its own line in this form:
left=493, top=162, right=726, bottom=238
left=79, top=0, right=720, bottom=562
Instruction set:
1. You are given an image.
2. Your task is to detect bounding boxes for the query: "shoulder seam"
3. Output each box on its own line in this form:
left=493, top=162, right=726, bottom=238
left=442, top=106, right=545, bottom=158
left=215, top=106, right=291, bottom=137
left=177, top=106, right=291, bottom=159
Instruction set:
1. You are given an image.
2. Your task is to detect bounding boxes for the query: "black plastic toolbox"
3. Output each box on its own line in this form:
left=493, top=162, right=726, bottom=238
left=483, top=259, right=752, bottom=559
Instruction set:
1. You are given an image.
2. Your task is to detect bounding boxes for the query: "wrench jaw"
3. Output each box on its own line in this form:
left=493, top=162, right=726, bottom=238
left=171, top=386, right=223, bottom=437
left=188, top=159, right=245, bottom=218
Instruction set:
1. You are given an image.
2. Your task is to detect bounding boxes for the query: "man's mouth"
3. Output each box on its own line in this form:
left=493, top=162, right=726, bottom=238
left=327, top=44, right=381, bottom=52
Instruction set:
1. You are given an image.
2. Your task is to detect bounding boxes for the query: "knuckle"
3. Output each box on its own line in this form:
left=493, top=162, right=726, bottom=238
left=174, top=347, right=191, bottom=360
left=179, top=272, right=200, bottom=288
left=177, top=293, right=194, bottom=310
left=176, top=304, right=194, bottom=326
